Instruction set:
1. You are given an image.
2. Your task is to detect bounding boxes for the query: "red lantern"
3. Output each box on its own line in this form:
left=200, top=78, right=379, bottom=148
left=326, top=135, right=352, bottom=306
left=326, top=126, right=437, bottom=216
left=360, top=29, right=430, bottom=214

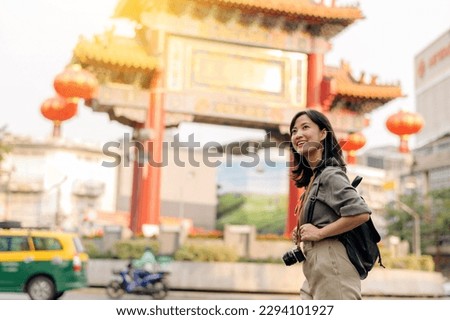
left=41, top=96, right=79, bottom=137
left=386, top=110, right=424, bottom=153
left=340, top=132, right=366, bottom=164
left=53, top=64, right=98, bottom=100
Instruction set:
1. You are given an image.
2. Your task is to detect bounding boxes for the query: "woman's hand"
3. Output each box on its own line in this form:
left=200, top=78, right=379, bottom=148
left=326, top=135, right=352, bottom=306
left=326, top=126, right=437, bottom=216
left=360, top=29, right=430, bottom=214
left=299, top=223, right=323, bottom=242
left=292, top=227, right=301, bottom=245
left=300, top=214, right=370, bottom=241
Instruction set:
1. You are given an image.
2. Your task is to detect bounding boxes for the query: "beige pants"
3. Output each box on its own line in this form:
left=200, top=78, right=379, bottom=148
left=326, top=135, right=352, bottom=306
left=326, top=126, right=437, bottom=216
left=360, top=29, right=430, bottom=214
left=300, top=238, right=361, bottom=300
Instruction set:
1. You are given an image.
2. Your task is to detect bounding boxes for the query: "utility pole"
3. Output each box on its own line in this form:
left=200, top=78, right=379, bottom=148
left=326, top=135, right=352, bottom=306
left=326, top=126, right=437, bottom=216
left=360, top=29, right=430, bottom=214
left=46, top=176, right=67, bottom=229
left=395, top=199, right=421, bottom=256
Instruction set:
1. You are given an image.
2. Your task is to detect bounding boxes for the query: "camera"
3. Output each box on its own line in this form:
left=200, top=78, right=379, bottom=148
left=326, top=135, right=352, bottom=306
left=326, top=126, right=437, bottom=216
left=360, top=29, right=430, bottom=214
left=282, top=247, right=306, bottom=266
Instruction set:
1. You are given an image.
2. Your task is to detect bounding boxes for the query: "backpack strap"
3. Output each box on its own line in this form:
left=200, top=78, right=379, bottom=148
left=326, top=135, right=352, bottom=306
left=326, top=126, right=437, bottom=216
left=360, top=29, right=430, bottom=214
left=306, top=173, right=322, bottom=224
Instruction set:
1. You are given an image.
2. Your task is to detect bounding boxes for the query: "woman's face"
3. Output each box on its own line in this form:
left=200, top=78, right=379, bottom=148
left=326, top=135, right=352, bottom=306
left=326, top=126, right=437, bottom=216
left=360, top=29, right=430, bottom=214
left=291, top=114, right=326, bottom=161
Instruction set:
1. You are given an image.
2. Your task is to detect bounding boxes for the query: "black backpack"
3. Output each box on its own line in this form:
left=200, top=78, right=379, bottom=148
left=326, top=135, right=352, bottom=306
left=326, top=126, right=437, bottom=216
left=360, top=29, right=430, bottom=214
left=306, top=174, right=384, bottom=280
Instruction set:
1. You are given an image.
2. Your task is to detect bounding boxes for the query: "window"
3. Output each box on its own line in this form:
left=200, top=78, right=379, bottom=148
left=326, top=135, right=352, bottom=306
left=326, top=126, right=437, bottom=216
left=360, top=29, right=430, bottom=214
left=0, top=236, right=30, bottom=251
left=32, top=237, right=62, bottom=251
left=367, top=156, right=384, bottom=169
left=0, top=237, right=8, bottom=251
left=72, top=237, right=85, bottom=253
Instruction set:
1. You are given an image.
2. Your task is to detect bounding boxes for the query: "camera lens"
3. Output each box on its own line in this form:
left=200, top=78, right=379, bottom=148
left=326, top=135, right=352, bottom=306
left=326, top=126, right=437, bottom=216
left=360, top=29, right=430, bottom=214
left=282, top=251, right=297, bottom=266
left=293, top=248, right=305, bottom=263
left=282, top=248, right=306, bottom=266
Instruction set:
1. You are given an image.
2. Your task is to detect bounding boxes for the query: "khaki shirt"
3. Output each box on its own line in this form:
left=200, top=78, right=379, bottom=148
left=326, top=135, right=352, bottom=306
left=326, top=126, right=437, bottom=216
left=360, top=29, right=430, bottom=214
left=301, top=166, right=371, bottom=228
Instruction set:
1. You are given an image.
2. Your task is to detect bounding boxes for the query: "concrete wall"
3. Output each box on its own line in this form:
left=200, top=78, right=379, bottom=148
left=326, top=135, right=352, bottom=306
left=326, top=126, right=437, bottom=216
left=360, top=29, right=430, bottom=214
left=88, top=259, right=446, bottom=298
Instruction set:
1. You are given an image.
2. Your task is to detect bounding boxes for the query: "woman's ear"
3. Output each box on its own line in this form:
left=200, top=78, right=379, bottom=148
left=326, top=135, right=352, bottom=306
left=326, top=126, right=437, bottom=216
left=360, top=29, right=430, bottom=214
left=320, top=129, right=327, bottom=141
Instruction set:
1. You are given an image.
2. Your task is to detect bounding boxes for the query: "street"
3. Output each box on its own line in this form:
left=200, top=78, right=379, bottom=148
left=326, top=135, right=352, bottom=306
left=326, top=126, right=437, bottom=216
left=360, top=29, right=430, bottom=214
left=0, top=287, right=300, bottom=300
left=1, top=287, right=447, bottom=300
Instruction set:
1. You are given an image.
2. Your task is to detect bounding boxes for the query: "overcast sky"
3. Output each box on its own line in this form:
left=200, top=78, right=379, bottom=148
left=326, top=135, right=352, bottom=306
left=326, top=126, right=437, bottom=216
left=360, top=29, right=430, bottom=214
left=0, top=0, right=449, bottom=151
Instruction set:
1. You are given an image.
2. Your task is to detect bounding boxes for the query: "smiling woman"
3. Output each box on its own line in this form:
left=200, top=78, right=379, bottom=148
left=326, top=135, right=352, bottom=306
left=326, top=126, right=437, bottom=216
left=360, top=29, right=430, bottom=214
left=288, top=109, right=371, bottom=300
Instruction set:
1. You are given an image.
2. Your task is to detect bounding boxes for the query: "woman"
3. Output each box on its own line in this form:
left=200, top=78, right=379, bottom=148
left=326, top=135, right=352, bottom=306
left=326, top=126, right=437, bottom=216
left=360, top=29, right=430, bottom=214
left=290, top=109, right=370, bottom=300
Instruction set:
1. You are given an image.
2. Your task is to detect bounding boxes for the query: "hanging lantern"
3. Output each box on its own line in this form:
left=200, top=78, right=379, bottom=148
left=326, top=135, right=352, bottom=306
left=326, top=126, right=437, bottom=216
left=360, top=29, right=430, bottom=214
left=340, top=132, right=366, bottom=164
left=386, top=110, right=424, bottom=153
left=53, top=64, right=98, bottom=100
left=40, top=96, right=79, bottom=137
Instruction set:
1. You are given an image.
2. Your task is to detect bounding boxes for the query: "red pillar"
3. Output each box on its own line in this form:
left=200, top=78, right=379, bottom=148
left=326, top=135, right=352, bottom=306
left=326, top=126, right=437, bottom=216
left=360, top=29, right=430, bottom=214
left=129, top=137, right=143, bottom=234
left=306, top=53, right=324, bottom=109
left=132, top=70, right=165, bottom=234
left=285, top=52, right=324, bottom=235
left=146, top=70, right=165, bottom=226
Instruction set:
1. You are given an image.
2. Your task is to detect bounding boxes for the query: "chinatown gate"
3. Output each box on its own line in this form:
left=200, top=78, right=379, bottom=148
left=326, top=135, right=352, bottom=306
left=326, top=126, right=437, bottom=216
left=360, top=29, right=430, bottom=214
left=71, top=0, right=402, bottom=235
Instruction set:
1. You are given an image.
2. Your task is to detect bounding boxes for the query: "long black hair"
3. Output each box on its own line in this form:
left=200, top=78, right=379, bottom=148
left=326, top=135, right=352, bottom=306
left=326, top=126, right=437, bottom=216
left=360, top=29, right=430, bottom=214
left=289, top=109, right=346, bottom=188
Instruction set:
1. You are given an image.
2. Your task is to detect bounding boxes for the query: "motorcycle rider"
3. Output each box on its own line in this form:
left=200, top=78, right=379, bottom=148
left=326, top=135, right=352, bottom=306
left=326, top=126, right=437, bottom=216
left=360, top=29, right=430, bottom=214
left=106, top=246, right=169, bottom=299
left=132, top=247, right=158, bottom=274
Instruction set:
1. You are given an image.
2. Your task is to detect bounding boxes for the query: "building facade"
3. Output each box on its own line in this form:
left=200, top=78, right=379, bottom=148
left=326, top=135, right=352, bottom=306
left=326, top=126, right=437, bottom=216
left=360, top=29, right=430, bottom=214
left=408, top=27, right=450, bottom=196
left=415, top=28, right=450, bottom=147
left=1, top=134, right=218, bottom=232
left=0, top=136, right=118, bottom=231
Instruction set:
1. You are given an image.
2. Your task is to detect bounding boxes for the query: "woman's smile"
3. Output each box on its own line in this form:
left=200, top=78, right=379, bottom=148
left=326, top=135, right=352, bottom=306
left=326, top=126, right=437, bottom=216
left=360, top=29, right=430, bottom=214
left=291, top=115, right=324, bottom=154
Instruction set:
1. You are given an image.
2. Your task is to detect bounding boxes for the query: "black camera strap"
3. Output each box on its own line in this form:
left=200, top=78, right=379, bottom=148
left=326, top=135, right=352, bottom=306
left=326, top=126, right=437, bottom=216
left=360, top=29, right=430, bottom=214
left=306, top=173, right=322, bottom=224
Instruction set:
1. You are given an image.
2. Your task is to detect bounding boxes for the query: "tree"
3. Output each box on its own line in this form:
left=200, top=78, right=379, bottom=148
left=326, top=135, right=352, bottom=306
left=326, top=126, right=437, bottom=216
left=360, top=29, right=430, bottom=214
left=427, top=188, right=450, bottom=247
left=386, top=188, right=450, bottom=254
left=0, top=125, right=12, bottom=164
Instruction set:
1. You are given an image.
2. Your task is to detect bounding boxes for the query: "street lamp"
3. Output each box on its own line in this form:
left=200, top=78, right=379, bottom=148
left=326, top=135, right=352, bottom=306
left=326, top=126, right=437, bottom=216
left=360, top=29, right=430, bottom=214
left=393, top=199, right=421, bottom=256
left=42, top=176, right=67, bottom=229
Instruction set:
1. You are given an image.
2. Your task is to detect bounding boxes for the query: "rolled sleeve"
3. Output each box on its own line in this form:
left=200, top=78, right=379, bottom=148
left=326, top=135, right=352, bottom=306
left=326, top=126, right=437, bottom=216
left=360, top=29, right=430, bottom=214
left=320, top=168, right=371, bottom=217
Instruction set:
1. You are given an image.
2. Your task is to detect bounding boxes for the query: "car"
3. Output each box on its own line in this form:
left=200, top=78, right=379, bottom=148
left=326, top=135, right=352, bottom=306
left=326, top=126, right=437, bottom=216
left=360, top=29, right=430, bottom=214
left=0, top=221, right=89, bottom=299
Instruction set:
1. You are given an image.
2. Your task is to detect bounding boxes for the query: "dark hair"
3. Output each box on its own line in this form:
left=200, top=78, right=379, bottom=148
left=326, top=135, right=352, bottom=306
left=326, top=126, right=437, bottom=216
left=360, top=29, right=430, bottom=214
left=289, top=109, right=346, bottom=188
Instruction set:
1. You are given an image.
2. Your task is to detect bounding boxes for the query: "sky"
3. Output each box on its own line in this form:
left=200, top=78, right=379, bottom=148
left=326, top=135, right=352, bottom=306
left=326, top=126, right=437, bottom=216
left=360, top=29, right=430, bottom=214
left=1, top=0, right=449, bottom=152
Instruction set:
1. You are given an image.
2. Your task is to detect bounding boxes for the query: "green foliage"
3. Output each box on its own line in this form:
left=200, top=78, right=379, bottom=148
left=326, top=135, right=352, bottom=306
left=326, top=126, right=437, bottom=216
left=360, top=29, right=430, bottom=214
left=0, top=125, right=12, bottom=164
left=385, top=189, right=450, bottom=254
left=114, top=239, right=159, bottom=260
left=428, top=188, right=450, bottom=242
left=368, top=247, right=434, bottom=271
left=238, top=257, right=284, bottom=264
left=217, top=193, right=246, bottom=219
left=174, top=243, right=238, bottom=262
left=82, top=240, right=114, bottom=259
left=386, top=194, right=422, bottom=246
left=217, top=193, right=287, bottom=234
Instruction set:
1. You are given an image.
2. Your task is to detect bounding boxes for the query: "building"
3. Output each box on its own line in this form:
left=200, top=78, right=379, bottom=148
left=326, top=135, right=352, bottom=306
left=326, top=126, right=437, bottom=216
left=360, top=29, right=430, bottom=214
left=0, top=133, right=218, bottom=232
left=358, top=146, right=413, bottom=179
left=415, top=28, right=450, bottom=147
left=411, top=28, right=450, bottom=192
left=0, top=136, right=118, bottom=231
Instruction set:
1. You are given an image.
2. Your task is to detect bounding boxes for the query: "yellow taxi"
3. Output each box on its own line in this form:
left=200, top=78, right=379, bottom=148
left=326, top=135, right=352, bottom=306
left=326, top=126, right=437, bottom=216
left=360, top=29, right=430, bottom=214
left=0, top=221, right=89, bottom=299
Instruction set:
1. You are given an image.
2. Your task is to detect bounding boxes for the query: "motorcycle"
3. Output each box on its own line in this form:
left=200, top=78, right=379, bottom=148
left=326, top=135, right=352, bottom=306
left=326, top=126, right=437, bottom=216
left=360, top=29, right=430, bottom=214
left=106, top=261, right=170, bottom=299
